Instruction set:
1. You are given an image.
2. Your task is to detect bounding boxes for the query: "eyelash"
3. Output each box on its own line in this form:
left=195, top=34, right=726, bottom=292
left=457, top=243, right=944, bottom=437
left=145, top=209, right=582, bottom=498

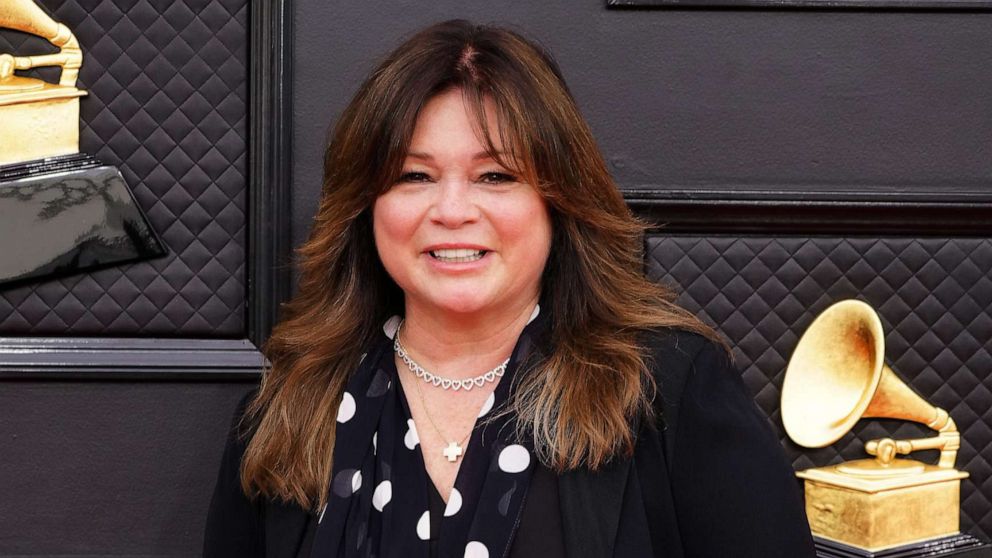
left=397, top=172, right=431, bottom=183
left=479, top=172, right=519, bottom=184
left=396, top=171, right=518, bottom=184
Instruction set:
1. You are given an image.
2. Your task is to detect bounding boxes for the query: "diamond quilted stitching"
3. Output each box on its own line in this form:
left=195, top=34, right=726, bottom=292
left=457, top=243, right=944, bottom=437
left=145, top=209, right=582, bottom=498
left=0, top=0, right=248, bottom=336
left=647, top=235, right=992, bottom=539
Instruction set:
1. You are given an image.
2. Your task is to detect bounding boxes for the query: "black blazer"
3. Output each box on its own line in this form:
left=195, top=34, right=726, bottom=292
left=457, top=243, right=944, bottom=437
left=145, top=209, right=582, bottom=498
left=204, top=330, right=816, bottom=558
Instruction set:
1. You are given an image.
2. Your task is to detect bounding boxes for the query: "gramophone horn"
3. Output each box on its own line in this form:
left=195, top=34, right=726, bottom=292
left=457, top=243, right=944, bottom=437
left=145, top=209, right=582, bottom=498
left=782, top=299, right=949, bottom=449
left=0, top=0, right=62, bottom=43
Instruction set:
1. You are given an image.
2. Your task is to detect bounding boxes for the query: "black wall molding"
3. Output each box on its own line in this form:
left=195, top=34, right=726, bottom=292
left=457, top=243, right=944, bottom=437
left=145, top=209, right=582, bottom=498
left=0, top=339, right=265, bottom=380
left=608, top=0, right=992, bottom=9
left=249, top=0, right=294, bottom=348
left=625, top=189, right=992, bottom=236
left=0, top=0, right=293, bottom=381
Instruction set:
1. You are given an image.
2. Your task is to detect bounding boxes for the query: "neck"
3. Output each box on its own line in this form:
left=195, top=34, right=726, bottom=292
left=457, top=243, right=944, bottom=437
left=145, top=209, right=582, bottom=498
left=398, top=296, right=538, bottom=381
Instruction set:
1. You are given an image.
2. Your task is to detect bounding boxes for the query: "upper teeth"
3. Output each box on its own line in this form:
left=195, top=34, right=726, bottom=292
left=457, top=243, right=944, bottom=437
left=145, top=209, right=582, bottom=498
left=431, top=249, right=485, bottom=262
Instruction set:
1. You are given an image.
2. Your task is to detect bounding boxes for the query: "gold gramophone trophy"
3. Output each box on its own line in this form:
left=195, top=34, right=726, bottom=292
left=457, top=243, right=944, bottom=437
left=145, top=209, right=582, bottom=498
left=782, top=299, right=990, bottom=557
left=0, top=0, right=83, bottom=164
left=0, top=0, right=163, bottom=287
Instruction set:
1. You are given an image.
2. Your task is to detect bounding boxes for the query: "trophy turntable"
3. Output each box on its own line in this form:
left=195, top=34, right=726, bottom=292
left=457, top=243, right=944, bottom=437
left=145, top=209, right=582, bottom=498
left=0, top=0, right=163, bottom=286
left=783, top=299, right=991, bottom=557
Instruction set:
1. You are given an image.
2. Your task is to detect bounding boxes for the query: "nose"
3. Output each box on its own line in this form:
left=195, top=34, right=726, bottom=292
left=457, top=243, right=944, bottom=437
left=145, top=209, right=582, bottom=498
left=429, top=178, right=479, bottom=228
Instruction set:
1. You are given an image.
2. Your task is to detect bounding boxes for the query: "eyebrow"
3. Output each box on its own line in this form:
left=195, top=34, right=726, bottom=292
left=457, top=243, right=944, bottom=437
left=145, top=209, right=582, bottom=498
left=406, top=151, right=502, bottom=161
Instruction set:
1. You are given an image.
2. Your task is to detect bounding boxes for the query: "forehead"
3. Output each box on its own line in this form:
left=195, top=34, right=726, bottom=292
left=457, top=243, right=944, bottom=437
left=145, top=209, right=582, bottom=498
left=407, top=89, right=505, bottom=156
left=401, top=89, right=534, bottom=178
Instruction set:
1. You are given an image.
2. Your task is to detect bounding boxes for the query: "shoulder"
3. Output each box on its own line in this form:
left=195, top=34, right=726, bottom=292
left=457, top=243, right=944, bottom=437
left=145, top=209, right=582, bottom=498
left=646, top=330, right=817, bottom=556
left=637, top=326, right=741, bottom=454
left=641, top=328, right=731, bottom=402
left=642, top=328, right=718, bottom=369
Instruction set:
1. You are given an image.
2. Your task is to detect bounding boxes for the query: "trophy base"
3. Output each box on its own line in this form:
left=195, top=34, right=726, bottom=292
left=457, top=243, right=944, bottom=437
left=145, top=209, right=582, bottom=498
left=815, top=534, right=992, bottom=557
left=799, top=462, right=968, bottom=551
left=0, top=88, right=85, bottom=166
left=0, top=154, right=166, bottom=287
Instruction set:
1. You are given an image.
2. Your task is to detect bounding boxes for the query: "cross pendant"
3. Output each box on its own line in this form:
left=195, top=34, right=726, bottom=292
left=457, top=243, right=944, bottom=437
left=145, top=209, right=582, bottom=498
left=442, top=441, right=463, bottom=462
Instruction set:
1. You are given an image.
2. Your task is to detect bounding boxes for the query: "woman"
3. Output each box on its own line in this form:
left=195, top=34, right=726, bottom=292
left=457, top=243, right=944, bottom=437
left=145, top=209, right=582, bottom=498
left=205, top=20, right=816, bottom=558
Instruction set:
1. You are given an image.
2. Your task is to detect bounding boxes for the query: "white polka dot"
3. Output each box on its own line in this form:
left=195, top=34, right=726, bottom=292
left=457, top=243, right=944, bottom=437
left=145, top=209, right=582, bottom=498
left=372, top=431, right=378, bottom=455
left=477, top=392, right=495, bottom=418
left=351, top=470, right=362, bottom=493
left=498, top=444, right=530, bottom=473
left=416, top=510, right=430, bottom=540
left=332, top=468, right=360, bottom=498
left=337, top=392, right=356, bottom=423
left=464, top=541, right=489, bottom=558
left=383, top=316, right=402, bottom=339
left=372, top=480, right=392, bottom=511
left=444, top=487, right=462, bottom=516
left=527, top=304, right=540, bottom=324
left=404, top=419, right=420, bottom=450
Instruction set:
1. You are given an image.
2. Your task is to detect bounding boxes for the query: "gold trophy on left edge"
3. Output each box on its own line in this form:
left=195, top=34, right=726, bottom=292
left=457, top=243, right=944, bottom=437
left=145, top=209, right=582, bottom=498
left=0, top=0, right=84, bottom=164
left=0, top=0, right=164, bottom=287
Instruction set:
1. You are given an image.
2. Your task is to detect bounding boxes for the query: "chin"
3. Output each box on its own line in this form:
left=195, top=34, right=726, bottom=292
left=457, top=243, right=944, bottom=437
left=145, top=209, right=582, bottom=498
left=414, top=288, right=508, bottom=317
left=428, top=297, right=492, bottom=316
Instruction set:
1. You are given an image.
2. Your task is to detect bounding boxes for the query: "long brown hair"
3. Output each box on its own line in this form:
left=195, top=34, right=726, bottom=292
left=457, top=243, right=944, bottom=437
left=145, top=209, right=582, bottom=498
left=241, top=19, right=719, bottom=510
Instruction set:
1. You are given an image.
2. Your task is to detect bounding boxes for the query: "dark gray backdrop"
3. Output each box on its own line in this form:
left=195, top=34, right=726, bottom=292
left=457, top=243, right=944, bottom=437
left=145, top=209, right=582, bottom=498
left=292, top=3, right=992, bottom=245
left=1, top=0, right=990, bottom=555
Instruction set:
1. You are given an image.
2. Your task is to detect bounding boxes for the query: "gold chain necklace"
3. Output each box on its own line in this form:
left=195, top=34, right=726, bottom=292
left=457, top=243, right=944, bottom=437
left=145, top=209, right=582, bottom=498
left=411, top=371, right=472, bottom=462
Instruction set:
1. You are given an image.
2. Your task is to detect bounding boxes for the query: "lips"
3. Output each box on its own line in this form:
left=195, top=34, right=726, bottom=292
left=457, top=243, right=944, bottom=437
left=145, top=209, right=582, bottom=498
left=429, top=248, right=487, bottom=263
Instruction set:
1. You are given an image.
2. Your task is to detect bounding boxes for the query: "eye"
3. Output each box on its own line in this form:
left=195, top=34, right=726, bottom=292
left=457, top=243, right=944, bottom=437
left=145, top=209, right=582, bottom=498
left=397, top=171, right=432, bottom=183
left=478, top=171, right=518, bottom=184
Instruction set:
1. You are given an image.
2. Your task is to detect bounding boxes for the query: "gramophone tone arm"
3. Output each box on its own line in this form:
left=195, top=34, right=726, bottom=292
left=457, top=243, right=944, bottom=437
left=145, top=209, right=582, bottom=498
left=864, top=417, right=960, bottom=469
left=0, top=23, right=81, bottom=87
left=9, top=52, right=74, bottom=71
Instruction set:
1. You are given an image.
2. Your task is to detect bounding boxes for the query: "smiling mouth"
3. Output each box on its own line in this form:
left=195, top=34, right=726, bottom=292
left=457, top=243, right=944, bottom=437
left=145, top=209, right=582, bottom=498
left=428, top=249, right=488, bottom=263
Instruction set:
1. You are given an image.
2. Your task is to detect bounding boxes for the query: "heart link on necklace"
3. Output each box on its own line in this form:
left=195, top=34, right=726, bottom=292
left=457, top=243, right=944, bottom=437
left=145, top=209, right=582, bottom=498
left=393, top=322, right=509, bottom=392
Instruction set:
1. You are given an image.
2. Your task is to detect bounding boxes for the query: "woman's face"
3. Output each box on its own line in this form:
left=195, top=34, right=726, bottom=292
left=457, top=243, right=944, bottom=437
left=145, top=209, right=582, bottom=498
left=373, top=89, right=552, bottom=321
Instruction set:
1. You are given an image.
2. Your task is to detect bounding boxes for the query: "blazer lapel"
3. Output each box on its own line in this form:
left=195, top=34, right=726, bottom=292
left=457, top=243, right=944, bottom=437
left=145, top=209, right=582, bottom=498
left=558, top=456, right=632, bottom=558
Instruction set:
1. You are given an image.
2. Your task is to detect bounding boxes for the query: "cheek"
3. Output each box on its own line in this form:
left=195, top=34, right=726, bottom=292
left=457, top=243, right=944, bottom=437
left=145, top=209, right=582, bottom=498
left=372, top=196, right=415, bottom=273
left=374, top=194, right=417, bottom=238
left=500, top=198, right=552, bottom=269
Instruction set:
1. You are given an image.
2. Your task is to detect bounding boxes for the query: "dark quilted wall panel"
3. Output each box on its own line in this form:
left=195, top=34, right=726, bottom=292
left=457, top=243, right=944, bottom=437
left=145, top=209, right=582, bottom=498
left=646, top=235, right=992, bottom=539
left=0, top=0, right=247, bottom=336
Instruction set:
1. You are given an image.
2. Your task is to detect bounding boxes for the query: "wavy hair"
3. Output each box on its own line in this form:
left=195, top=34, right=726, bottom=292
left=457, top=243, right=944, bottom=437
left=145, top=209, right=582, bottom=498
left=241, top=19, right=719, bottom=510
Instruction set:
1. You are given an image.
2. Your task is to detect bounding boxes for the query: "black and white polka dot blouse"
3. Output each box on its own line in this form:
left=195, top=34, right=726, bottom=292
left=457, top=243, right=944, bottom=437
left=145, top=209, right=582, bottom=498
left=310, top=307, right=553, bottom=558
